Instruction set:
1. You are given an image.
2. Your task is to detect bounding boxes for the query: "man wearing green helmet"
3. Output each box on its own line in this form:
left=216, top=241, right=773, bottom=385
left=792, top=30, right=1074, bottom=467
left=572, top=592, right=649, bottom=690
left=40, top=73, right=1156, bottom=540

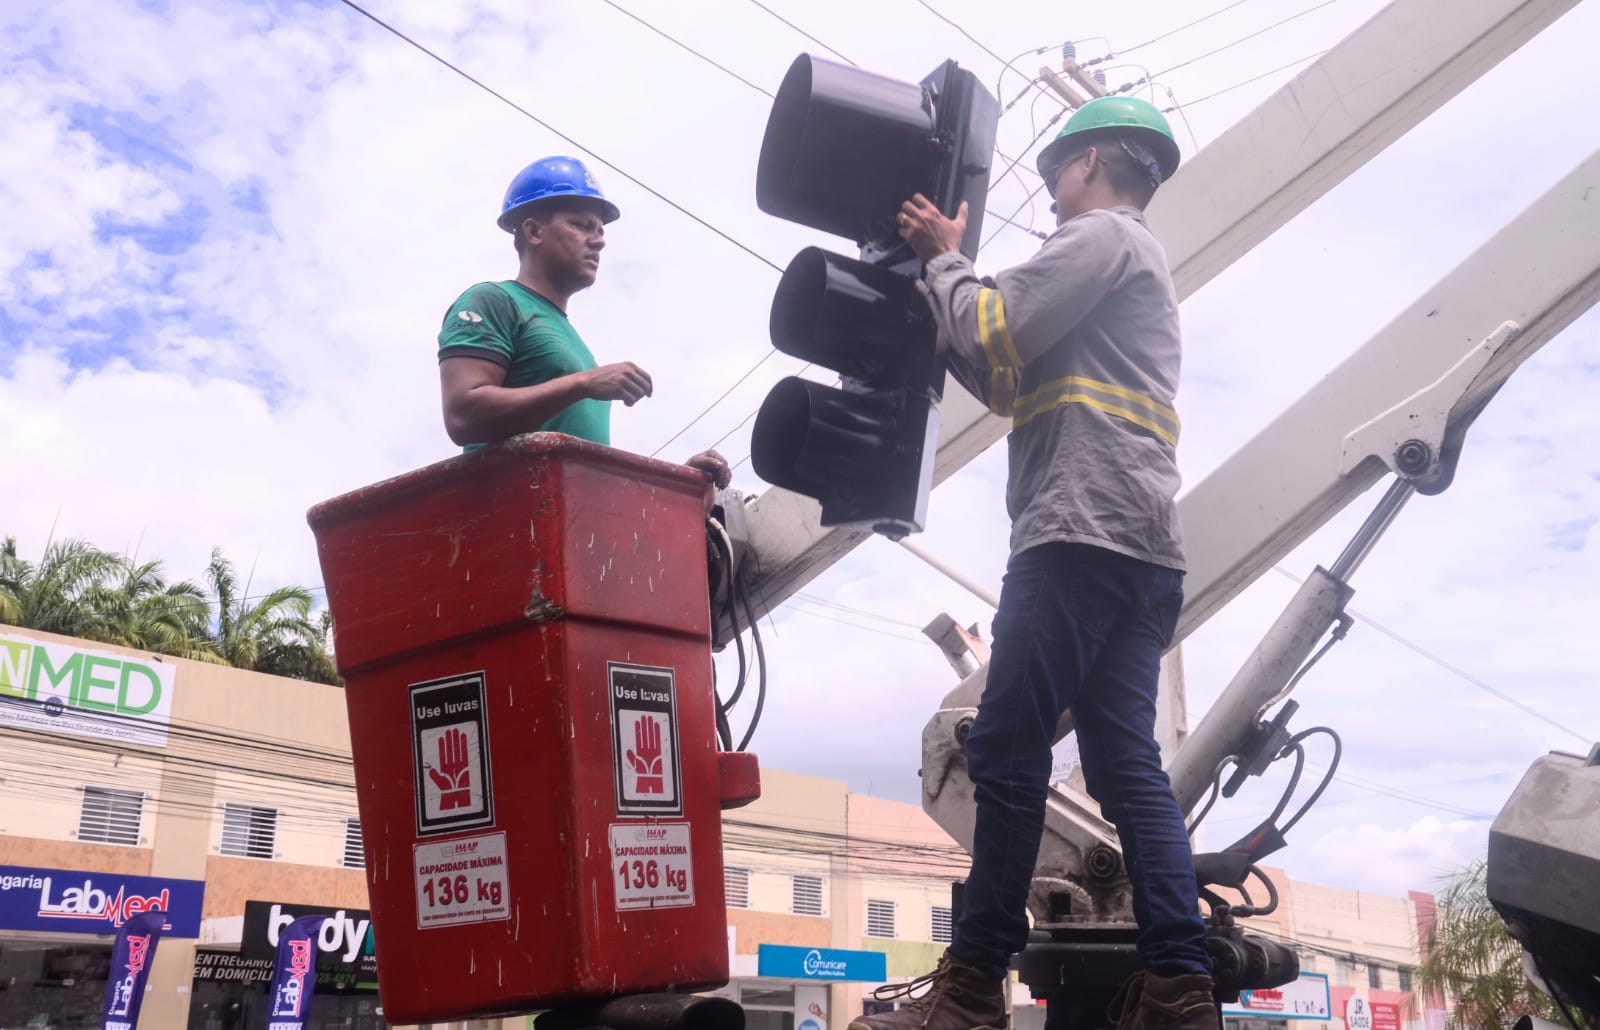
left=436, top=155, right=730, bottom=485
left=857, top=97, right=1216, bottom=1030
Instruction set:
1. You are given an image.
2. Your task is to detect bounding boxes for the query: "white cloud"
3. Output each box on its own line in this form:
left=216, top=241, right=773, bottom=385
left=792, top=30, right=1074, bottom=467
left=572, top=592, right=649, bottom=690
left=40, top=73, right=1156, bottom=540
left=1295, top=816, right=1490, bottom=898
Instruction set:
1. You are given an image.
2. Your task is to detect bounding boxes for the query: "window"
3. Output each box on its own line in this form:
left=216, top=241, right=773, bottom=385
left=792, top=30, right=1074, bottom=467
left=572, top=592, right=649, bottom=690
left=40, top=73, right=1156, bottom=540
left=793, top=874, right=823, bottom=916
left=1398, top=967, right=1413, bottom=992
left=931, top=905, right=953, bottom=944
left=219, top=803, right=278, bottom=859
left=866, top=899, right=896, bottom=938
left=1367, top=964, right=1382, bottom=990
left=76, top=787, right=143, bottom=846
left=725, top=866, right=750, bottom=908
left=342, top=818, right=365, bottom=869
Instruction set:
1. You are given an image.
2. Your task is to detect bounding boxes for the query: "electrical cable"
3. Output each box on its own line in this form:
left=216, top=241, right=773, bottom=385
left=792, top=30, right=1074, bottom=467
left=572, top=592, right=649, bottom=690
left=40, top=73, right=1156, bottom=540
left=910, top=0, right=1011, bottom=69
left=1279, top=727, right=1341, bottom=836
left=1270, top=566, right=1592, bottom=744
left=649, top=354, right=781, bottom=458
left=1162, top=84, right=1202, bottom=153
left=1531, top=951, right=1584, bottom=1030
left=600, top=0, right=772, bottom=98
left=1107, top=0, right=1259, bottom=58
left=1124, top=0, right=1344, bottom=87
left=741, top=0, right=858, bottom=66
left=1165, top=50, right=1325, bottom=111
left=333, top=0, right=784, bottom=274
left=734, top=567, right=768, bottom=750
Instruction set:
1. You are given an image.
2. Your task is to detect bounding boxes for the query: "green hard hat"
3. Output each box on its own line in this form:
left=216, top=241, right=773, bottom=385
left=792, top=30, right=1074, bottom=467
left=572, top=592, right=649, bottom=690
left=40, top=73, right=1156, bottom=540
left=1036, top=95, right=1181, bottom=187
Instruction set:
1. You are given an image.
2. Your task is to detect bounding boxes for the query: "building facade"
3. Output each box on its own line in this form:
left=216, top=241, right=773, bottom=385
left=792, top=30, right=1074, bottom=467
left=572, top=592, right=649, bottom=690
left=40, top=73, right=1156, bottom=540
left=1, top=624, right=1443, bottom=1030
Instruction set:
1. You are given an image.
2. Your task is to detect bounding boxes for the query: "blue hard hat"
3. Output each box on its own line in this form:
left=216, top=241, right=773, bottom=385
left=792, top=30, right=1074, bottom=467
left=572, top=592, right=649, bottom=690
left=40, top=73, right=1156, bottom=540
left=498, top=156, right=620, bottom=232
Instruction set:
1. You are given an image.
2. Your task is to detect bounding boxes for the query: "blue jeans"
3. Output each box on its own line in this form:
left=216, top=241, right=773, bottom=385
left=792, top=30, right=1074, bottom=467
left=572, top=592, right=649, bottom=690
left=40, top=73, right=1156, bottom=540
left=949, top=542, right=1210, bottom=978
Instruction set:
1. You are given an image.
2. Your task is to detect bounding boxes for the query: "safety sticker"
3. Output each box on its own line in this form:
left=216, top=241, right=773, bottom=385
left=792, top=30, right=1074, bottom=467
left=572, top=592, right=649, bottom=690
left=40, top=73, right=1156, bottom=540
left=410, top=672, right=495, bottom=837
left=608, top=662, right=683, bottom=817
left=413, top=831, right=510, bottom=929
left=609, top=822, right=695, bottom=910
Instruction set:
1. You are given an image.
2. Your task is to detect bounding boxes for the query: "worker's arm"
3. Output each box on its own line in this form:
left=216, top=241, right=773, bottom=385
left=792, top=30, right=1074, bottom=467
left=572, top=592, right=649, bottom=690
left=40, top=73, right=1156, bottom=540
left=438, top=357, right=650, bottom=447
left=900, top=196, right=1126, bottom=414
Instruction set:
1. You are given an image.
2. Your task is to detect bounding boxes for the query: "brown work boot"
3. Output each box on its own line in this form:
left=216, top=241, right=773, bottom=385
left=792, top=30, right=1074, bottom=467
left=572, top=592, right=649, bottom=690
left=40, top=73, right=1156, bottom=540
left=847, top=952, right=1007, bottom=1030
left=1106, top=972, right=1219, bottom=1029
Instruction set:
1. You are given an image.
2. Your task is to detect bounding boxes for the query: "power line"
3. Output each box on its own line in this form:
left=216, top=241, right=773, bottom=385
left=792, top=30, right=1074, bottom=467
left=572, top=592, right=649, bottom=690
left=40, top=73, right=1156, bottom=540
left=910, top=0, right=1011, bottom=69
left=793, top=592, right=927, bottom=630
left=332, top=0, right=783, bottom=274
left=1107, top=0, right=1260, bottom=58
left=741, top=0, right=859, bottom=66
left=1271, top=565, right=1593, bottom=745
left=1136, top=0, right=1345, bottom=84
left=599, top=0, right=773, bottom=98
left=1164, top=50, right=1326, bottom=111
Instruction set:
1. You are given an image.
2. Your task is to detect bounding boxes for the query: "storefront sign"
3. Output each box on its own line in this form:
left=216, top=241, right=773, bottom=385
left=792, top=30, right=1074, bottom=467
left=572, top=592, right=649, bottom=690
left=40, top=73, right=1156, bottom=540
left=1222, top=972, right=1331, bottom=1020
left=758, top=944, right=887, bottom=981
left=0, top=633, right=176, bottom=746
left=241, top=901, right=376, bottom=975
left=1343, top=993, right=1402, bottom=1030
left=192, top=951, right=372, bottom=992
left=0, top=864, right=203, bottom=936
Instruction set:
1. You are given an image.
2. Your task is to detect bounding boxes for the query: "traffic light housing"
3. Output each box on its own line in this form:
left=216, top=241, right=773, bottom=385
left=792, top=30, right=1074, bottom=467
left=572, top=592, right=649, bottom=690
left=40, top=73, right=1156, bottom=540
left=751, top=54, right=999, bottom=538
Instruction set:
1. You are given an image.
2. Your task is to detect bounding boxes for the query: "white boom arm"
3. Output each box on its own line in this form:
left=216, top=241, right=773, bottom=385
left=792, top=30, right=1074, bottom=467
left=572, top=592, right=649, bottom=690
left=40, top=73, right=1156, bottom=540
left=730, top=0, right=1583, bottom=626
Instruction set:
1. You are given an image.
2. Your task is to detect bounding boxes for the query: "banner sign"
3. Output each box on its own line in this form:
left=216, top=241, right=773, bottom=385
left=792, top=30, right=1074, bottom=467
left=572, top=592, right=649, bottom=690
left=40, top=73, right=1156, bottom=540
left=1223, top=972, right=1331, bottom=1020
left=757, top=944, right=887, bottom=981
left=101, top=909, right=165, bottom=1029
left=267, top=915, right=325, bottom=1030
left=0, top=864, right=203, bottom=936
left=241, top=901, right=375, bottom=975
left=0, top=633, right=176, bottom=746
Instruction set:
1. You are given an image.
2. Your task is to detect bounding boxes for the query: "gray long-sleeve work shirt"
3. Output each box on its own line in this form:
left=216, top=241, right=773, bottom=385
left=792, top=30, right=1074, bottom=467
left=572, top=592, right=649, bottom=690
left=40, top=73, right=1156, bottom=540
left=922, top=205, right=1186, bottom=570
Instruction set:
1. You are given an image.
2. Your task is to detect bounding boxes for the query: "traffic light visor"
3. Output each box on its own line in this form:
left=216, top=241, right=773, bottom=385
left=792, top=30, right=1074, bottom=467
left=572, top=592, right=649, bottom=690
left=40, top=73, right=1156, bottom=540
left=770, top=247, right=938, bottom=388
left=757, top=55, right=940, bottom=250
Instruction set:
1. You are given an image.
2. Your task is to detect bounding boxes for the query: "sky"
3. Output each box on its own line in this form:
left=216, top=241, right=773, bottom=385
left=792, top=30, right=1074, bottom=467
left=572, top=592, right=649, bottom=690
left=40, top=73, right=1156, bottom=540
left=3, top=0, right=1598, bottom=902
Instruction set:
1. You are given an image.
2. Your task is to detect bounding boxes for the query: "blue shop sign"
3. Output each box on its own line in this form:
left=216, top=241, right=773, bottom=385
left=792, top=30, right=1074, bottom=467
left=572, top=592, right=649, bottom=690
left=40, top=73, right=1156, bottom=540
left=758, top=944, right=887, bottom=981
left=0, top=863, right=205, bottom=937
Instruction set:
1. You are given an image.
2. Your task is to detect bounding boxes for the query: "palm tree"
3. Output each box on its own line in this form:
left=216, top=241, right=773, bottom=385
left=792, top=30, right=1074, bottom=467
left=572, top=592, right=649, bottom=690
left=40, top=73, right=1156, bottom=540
left=1416, top=859, right=1564, bottom=1029
left=204, top=548, right=339, bottom=685
left=85, top=558, right=220, bottom=662
left=0, top=536, right=125, bottom=639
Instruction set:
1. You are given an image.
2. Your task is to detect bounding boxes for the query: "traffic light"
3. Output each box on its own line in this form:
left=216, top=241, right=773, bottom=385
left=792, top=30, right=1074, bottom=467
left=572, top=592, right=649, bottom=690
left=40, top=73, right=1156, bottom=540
left=750, top=54, right=999, bottom=538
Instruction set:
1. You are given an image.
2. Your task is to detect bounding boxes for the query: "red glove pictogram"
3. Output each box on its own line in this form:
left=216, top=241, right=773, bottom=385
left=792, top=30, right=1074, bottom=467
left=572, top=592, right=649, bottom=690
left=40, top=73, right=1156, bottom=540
left=625, top=717, right=666, bottom=794
left=426, top=728, right=473, bottom=810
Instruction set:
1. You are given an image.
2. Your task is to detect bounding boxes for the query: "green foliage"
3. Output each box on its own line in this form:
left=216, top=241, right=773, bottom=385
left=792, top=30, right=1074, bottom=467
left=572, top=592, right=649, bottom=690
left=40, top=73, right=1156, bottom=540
left=0, top=535, right=339, bottom=686
left=204, top=549, right=340, bottom=685
left=1417, top=858, right=1560, bottom=1029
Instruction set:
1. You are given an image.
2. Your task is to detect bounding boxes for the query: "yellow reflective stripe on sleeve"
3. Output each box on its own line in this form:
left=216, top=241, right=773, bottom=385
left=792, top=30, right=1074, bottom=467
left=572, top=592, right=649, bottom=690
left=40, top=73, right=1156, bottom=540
left=1012, top=375, right=1181, bottom=444
left=987, top=369, right=1018, bottom=416
left=976, top=288, right=1022, bottom=370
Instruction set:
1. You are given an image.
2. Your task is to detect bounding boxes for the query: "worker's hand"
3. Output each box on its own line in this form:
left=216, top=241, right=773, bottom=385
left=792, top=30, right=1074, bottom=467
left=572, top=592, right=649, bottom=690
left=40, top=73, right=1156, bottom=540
left=898, top=194, right=968, bottom=264
left=583, top=362, right=653, bottom=406
left=685, top=449, right=732, bottom=489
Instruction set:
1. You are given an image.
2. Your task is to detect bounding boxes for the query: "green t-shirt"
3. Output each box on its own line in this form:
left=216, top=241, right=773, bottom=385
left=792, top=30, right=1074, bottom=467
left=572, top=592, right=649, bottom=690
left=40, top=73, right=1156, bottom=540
left=437, top=280, right=610, bottom=447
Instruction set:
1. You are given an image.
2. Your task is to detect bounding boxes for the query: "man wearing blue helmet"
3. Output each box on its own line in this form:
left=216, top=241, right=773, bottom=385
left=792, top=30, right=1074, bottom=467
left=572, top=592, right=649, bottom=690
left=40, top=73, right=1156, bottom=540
left=437, top=155, right=730, bottom=485
left=852, top=98, right=1217, bottom=1030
